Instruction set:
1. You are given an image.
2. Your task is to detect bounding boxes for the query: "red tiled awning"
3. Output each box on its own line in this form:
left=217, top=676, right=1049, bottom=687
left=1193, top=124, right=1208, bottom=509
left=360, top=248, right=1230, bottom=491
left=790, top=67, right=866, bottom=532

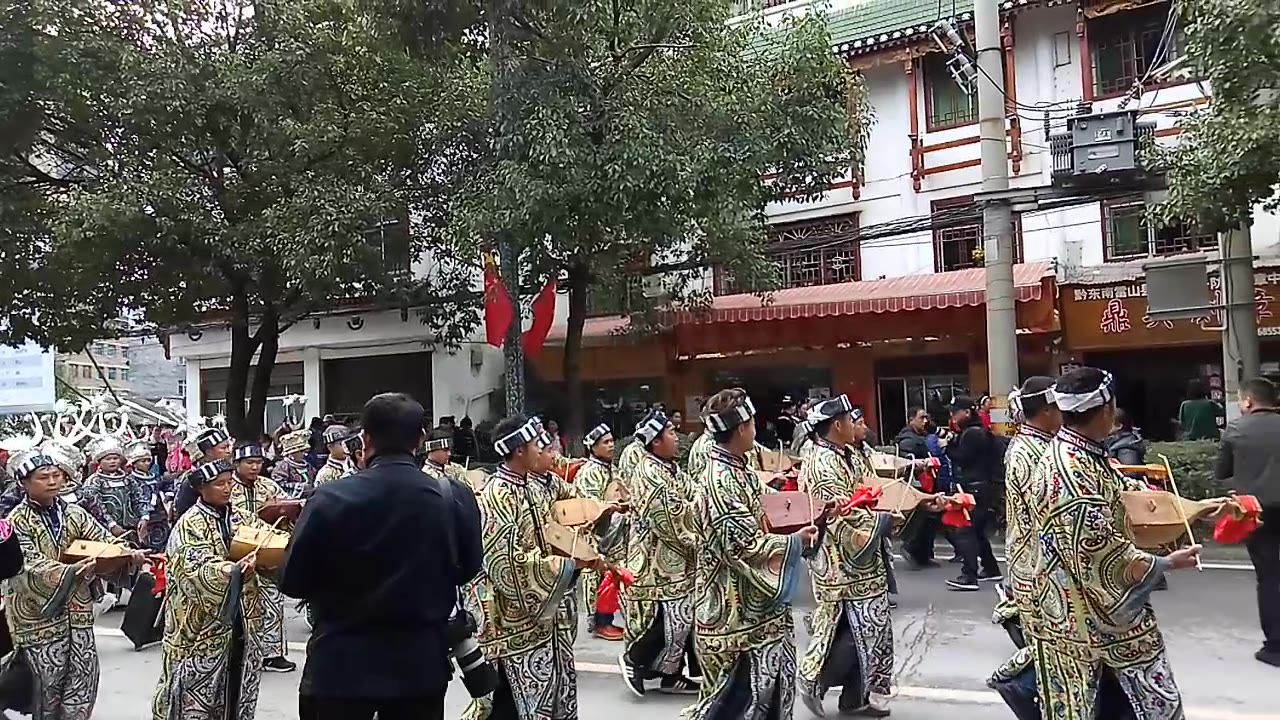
left=680, top=260, right=1055, bottom=324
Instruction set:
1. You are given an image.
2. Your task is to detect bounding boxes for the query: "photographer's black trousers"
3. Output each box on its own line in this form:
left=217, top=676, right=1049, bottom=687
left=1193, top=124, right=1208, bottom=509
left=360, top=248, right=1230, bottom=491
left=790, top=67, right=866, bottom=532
left=299, top=692, right=445, bottom=720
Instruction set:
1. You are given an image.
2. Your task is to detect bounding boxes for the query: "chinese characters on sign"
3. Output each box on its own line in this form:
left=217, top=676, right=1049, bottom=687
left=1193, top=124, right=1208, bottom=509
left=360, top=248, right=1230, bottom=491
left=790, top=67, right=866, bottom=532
left=1076, top=275, right=1276, bottom=335
left=1099, top=299, right=1131, bottom=334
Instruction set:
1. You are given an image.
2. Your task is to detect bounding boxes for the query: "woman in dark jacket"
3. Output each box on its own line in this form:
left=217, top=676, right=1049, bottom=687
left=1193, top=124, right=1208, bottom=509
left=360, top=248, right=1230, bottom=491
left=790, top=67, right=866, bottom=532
left=1106, top=408, right=1148, bottom=466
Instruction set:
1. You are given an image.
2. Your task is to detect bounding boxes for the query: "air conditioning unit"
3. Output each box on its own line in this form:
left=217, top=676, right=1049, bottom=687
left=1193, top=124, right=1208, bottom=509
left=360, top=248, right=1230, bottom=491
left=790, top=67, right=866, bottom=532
left=1050, top=109, right=1156, bottom=189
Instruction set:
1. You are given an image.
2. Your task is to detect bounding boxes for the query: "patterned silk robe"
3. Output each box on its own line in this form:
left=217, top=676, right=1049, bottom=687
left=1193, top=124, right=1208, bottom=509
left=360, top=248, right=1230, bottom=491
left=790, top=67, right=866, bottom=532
left=462, top=466, right=580, bottom=720
left=151, top=500, right=265, bottom=720
left=572, top=456, right=616, bottom=618
left=423, top=460, right=466, bottom=484
left=312, top=457, right=349, bottom=488
left=1029, top=428, right=1183, bottom=720
left=616, top=441, right=645, bottom=500
left=797, top=438, right=894, bottom=712
left=684, top=432, right=714, bottom=483
left=268, top=459, right=310, bottom=498
left=3, top=499, right=115, bottom=720
left=228, top=476, right=289, bottom=661
left=79, top=471, right=150, bottom=530
left=680, top=446, right=805, bottom=720
left=994, top=424, right=1056, bottom=629
left=624, top=451, right=700, bottom=676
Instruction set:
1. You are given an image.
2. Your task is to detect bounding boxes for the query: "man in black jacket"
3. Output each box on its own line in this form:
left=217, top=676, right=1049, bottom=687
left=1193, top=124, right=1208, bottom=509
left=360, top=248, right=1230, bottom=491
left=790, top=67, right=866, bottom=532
left=944, top=396, right=1003, bottom=591
left=1215, top=377, right=1280, bottom=667
left=281, top=392, right=484, bottom=719
left=896, top=407, right=938, bottom=568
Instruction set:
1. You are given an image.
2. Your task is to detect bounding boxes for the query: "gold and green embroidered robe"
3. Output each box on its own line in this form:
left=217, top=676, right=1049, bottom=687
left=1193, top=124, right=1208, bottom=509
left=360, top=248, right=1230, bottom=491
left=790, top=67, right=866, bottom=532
left=228, top=476, right=288, bottom=660
left=313, top=458, right=349, bottom=487
left=4, top=499, right=115, bottom=720
left=423, top=461, right=466, bottom=483
left=624, top=452, right=700, bottom=675
left=1029, top=429, right=1183, bottom=720
left=994, top=424, right=1055, bottom=629
left=680, top=447, right=804, bottom=720
left=797, top=440, right=894, bottom=711
left=151, top=501, right=265, bottom=720
left=683, top=432, right=713, bottom=482
left=572, top=457, right=614, bottom=619
left=462, top=468, right=579, bottom=720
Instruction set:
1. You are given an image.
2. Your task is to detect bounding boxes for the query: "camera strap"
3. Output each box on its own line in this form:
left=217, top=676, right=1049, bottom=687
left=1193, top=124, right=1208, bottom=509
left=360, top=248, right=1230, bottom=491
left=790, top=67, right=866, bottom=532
left=433, top=473, right=465, bottom=605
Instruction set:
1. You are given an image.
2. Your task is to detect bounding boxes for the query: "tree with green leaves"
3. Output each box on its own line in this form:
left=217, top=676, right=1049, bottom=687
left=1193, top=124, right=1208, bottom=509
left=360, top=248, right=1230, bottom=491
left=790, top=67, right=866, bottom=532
left=441, top=1, right=871, bottom=445
left=1154, top=0, right=1280, bottom=232
left=1, top=0, right=477, bottom=437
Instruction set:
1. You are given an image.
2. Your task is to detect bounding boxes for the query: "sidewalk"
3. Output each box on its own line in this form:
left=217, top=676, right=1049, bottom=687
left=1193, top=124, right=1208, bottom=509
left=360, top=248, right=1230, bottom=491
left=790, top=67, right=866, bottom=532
left=927, top=538, right=1254, bottom=566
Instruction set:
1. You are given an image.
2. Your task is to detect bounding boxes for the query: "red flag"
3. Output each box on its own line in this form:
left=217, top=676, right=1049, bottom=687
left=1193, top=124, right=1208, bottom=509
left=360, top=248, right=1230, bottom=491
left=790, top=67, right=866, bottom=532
left=484, top=254, right=514, bottom=348
left=522, top=280, right=557, bottom=356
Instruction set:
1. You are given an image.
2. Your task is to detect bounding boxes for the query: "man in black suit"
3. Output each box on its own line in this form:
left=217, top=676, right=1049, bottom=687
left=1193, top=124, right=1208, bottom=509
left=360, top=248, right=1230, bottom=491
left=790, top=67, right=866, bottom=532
left=280, top=393, right=483, bottom=720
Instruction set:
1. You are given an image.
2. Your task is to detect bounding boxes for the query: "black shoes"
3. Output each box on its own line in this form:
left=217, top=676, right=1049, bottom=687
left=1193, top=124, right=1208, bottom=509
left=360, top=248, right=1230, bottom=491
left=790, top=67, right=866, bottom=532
left=618, top=655, right=646, bottom=696
left=263, top=656, right=297, bottom=673
left=947, top=575, right=980, bottom=591
left=1256, top=648, right=1280, bottom=668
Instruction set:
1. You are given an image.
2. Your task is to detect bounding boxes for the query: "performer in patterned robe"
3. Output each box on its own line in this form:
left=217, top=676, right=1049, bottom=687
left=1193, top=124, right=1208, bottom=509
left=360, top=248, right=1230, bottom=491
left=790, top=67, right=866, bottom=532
left=422, top=428, right=466, bottom=483
left=228, top=444, right=295, bottom=674
left=80, top=438, right=150, bottom=541
left=269, top=430, right=311, bottom=498
left=3, top=451, right=144, bottom=720
left=174, top=429, right=234, bottom=518
left=1027, top=368, right=1202, bottom=720
left=619, top=410, right=702, bottom=697
left=797, top=396, right=942, bottom=718
left=462, top=415, right=601, bottom=720
left=311, top=425, right=355, bottom=488
left=151, top=460, right=265, bottom=720
left=680, top=388, right=816, bottom=720
left=572, top=422, right=625, bottom=640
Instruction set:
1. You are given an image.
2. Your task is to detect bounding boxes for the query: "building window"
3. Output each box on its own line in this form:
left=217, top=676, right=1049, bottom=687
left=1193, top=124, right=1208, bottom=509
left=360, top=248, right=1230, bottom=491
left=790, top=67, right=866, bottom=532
left=1101, top=196, right=1215, bottom=261
left=932, top=197, right=1023, bottom=273
left=120, top=369, right=129, bottom=382
left=586, top=276, right=643, bottom=317
left=363, top=216, right=412, bottom=277
left=1088, top=4, right=1181, bottom=98
left=715, top=214, right=860, bottom=294
left=922, top=52, right=979, bottom=131
left=178, top=379, right=187, bottom=396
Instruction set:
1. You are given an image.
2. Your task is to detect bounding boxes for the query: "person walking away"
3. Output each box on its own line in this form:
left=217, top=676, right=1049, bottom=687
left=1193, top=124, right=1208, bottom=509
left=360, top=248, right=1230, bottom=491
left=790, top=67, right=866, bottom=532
left=944, top=397, right=1003, bottom=591
left=282, top=393, right=484, bottom=720
left=1178, top=379, right=1224, bottom=440
left=896, top=408, right=940, bottom=569
left=1214, top=377, right=1280, bottom=667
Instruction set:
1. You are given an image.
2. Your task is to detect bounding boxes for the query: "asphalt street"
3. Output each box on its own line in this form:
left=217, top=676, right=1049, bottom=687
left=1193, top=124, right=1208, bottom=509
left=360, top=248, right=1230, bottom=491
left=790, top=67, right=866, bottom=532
left=85, top=554, right=1278, bottom=719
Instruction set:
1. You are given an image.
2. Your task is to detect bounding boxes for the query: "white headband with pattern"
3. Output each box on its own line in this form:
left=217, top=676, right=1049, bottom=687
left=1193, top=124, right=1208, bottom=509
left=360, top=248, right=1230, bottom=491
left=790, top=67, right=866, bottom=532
left=494, top=419, right=540, bottom=455
left=706, top=396, right=757, bottom=432
left=585, top=423, right=611, bottom=446
left=1053, top=371, right=1115, bottom=413
left=635, top=413, right=669, bottom=445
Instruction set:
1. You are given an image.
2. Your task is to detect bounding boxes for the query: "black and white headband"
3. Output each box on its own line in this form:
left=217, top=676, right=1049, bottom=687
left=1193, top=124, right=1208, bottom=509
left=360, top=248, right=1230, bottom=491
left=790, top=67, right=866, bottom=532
left=635, top=412, right=669, bottom=446
left=425, top=437, right=451, bottom=452
left=1009, top=384, right=1057, bottom=423
left=233, top=444, right=264, bottom=462
left=322, top=426, right=353, bottom=446
left=1053, top=371, right=1115, bottom=413
left=706, top=396, right=757, bottom=432
left=196, top=428, right=231, bottom=452
left=805, top=394, right=854, bottom=425
left=585, top=423, right=612, bottom=447
left=16, top=455, right=56, bottom=481
left=191, top=459, right=233, bottom=485
left=494, top=419, right=540, bottom=455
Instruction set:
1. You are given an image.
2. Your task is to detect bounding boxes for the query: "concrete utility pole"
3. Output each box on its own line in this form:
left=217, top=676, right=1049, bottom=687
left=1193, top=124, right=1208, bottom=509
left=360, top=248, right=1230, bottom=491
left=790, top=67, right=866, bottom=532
left=1221, top=221, right=1260, bottom=419
left=489, top=0, right=525, bottom=414
left=975, top=0, right=1018, bottom=427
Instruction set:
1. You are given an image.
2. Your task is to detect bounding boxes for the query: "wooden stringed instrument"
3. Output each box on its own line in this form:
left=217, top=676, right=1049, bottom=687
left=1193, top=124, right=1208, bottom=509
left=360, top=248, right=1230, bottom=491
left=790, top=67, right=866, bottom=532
left=63, top=539, right=134, bottom=574
left=229, top=517, right=290, bottom=570
left=552, top=498, right=607, bottom=527
left=1121, top=490, right=1229, bottom=549
left=869, top=452, right=914, bottom=479
left=257, top=499, right=305, bottom=525
left=1112, top=463, right=1170, bottom=481
left=757, top=449, right=798, bottom=474
left=464, top=469, right=490, bottom=493
left=541, top=521, right=601, bottom=563
left=760, top=491, right=825, bottom=535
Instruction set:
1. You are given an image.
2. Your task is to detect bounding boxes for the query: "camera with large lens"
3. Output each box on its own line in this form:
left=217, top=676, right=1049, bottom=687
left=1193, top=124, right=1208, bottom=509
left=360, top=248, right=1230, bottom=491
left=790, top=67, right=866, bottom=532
left=445, top=606, right=497, bottom=698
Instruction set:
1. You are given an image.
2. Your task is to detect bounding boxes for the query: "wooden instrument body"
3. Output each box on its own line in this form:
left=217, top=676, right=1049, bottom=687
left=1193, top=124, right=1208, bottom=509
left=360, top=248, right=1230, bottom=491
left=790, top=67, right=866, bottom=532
left=464, top=469, right=490, bottom=493
left=1112, top=463, right=1169, bottom=481
left=542, top=521, right=600, bottom=562
left=552, top=498, right=607, bottom=527
left=257, top=499, right=305, bottom=525
left=602, top=479, right=628, bottom=503
left=757, top=449, right=797, bottom=474
left=870, top=452, right=913, bottom=479
left=760, top=491, right=823, bottom=534
left=863, top=476, right=932, bottom=513
left=229, top=526, right=290, bottom=569
left=62, top=540, right=133, bottom=574
left=1121, top=490, right=1220, bottom=549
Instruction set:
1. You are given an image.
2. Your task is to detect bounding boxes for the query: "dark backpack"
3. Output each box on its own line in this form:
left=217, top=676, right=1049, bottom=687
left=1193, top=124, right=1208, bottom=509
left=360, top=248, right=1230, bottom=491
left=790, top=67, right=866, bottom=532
left=991, top=433, right=1012, bottom=484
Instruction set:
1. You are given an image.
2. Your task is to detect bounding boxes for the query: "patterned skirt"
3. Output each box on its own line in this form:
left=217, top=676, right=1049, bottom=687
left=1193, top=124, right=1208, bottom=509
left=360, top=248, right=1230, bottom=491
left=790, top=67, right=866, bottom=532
left=151, top=625, right=264, bottom=720
left=680, top=634, right=796, bottom=720
left=461, top=635, right=579, bottom=720
left=797, top=595, right=894, bottom=708
left=624, top=595, right=696, bottom=677
left=21, top=627, right=100, bottom=720
left=258, top=579, right=287, bottom=659
left=1032, top=638, right=1184, bottom=720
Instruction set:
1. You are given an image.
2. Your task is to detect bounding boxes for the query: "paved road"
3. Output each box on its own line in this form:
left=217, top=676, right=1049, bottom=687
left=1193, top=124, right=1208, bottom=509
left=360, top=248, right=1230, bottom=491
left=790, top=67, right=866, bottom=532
left=89, top=558, right=1278, bottom=719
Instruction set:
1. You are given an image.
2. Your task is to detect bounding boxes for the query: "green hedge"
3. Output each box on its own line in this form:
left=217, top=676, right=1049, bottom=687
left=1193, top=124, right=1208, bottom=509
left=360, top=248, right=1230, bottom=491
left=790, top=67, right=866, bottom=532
left=1147, top=440, right=1229, bottom=499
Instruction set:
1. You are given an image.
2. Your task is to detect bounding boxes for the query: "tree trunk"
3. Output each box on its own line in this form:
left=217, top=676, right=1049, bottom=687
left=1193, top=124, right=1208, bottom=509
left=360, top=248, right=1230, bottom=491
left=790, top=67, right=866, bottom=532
left=563, top=261, right=589, bottom=455
left=224, top=290, right=258, bottom=439
left=244, top=306, right=281, bottom=440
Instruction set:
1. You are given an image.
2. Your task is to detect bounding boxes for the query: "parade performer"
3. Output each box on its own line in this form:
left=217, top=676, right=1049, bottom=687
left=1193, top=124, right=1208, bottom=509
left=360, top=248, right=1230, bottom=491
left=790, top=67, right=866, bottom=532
left=229, top=444, right=296, bottom=674
left=1028, top=367, right=1201, bottom=719
left=269, top=430, right=311, bottom=498
left=619, top=410, right=702, bottom=697
left=680, top=388, right=816, bottom=720
left=80, top=438, right=150, bottom=541
left=684, top=401, right=715, bottom=482
left=173, top=428, right=233, bottom=518
left=798, top=396, right=935, bottom=718
left=4, top=450, right=145, bottom=720
left=151, top=460, right=265, bottom=720
left=421, top=427, right=465, bottom=483
left=573, top=423, right=624, bottom=640
left=991, top=376, right=1060, bottom=645
left=312, top=425, right=355, bottom=488
left=463, top=415, right=609, bottom=720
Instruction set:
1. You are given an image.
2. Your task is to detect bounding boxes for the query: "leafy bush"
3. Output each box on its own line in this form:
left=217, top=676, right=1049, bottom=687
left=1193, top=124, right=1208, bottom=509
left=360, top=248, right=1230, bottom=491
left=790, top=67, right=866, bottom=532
left=1147, top=440, right=1229, bottom=499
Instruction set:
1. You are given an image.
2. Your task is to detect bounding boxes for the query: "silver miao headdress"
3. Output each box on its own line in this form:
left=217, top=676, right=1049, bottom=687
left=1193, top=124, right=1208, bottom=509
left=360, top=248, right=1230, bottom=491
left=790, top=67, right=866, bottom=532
left=0, top=394, right=138, bottom=489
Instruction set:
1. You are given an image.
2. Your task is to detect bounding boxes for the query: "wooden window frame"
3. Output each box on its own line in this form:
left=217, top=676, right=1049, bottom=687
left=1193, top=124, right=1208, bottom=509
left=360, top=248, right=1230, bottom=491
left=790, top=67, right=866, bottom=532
left=921, top=52, right=981, bottom=133
left=931, top=196, right=1024, bottom=274
left=1083, top=2, right=1193, bottom=101
left=1099, top=196, right=1216, bottom=262
left=713, top=213, right=861, bottom=295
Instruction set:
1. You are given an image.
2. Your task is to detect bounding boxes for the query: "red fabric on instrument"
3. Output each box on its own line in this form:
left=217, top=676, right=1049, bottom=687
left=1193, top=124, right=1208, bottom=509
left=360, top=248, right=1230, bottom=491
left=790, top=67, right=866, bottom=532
left=595, top=568, right=635, bottom=614
left=565, top=459, right=584, bottom=483
left=841, top=485, right=883, bottom=513
left=942, top=492, right=976, bottom=528
left=918, top=468, right=935, bottom=494
left=1214, top=495, right=1263, bottom=544
left=150, top=555, right=167, bottom=596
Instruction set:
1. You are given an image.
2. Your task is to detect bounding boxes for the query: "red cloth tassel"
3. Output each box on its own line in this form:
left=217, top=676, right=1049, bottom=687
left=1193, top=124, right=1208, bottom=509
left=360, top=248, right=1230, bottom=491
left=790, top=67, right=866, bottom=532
left=942, top=492, right=976, bottom=528
left=841, top=485, right=883, bottom=513
left=522, top=280, right=558, bottom=357
left=595, top=567, right=635, bottom=615
left=1214, top=495, right=1263, bottom=544
left=150, top=555, right=167, bottom=596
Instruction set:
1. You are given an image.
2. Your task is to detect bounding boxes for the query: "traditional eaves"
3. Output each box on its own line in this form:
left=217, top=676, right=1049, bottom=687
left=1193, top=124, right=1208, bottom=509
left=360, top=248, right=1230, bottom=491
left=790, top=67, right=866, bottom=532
left=828, top=0, right=1066, bottom=58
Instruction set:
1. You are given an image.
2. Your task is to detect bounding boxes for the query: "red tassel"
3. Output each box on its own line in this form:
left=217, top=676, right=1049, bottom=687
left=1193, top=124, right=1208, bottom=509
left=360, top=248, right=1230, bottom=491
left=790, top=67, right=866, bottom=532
left=483, top=253, right=514, bottom=348
left=842, top=485, right=883, bottom=513
left=941, top=492, right=976, bottom=528
left=150, top=555, right=167, bottom=596
left=595, top=567, right=635, bottom=615
left=1214, top=495, right=1263, bottom=544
